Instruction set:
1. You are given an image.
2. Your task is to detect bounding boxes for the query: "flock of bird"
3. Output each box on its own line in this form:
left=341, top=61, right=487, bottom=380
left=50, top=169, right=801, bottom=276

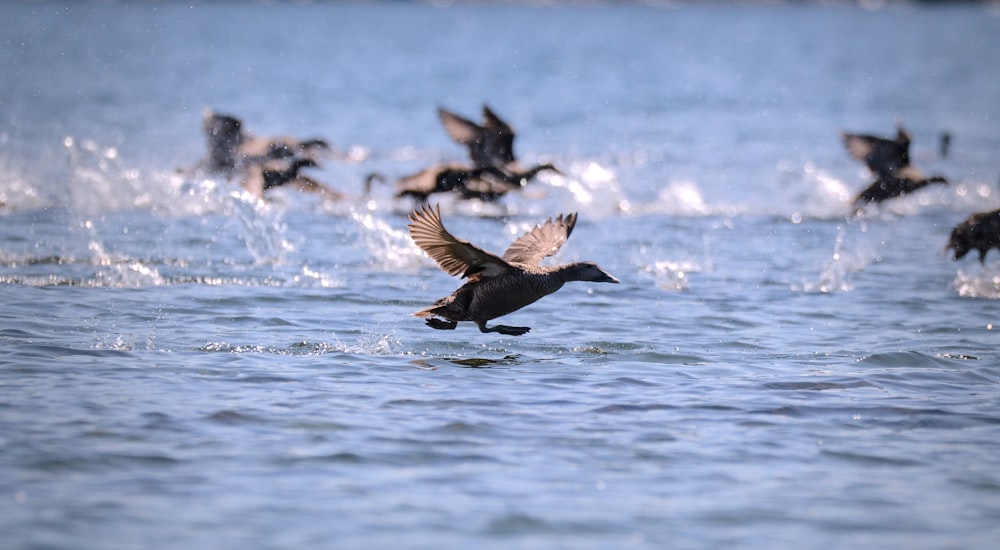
left=188, top=111, right=345, bottom=202
left=837, top=125, right=999, bottom=264
left=371, top=106, right=562, bottom=203
left=187, top=106, right=560, bottom=204
left=184, top=107, right=1000, bottom=335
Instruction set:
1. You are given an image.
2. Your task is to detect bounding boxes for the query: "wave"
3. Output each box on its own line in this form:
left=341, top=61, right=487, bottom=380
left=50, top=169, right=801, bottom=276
left=4, top=135, right=998, bottom=222
left=5, top=137, right=999, bottom=297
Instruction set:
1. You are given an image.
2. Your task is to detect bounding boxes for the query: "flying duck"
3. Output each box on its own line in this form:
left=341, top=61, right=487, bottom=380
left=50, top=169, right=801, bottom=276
left=197, top=110, right=331, bottom=178
left=458, top=163, right=562, bottom=201
left=407, top=204, right=618, bottom=335
left=240, top=157, right=344, bottom=201
left=842, top=125, right=914, bottom=179
left=385, top=161, right=562, bottom=203
left=239, top=135, right=331, bottom=163
left=371, top=105, right=560, bottom=204
left=389, top=163, right=490, bottom=203
left=842, top=124, right=949, bottom=206
left=439, top=105, right=561, bottom=186
left=853, top=174, right=949, bottom=206
left=438, top=105, right=517, bottom=170
left=947, top=209, right=1000, bottom=263
left=200, top=111, right=244, bottom=176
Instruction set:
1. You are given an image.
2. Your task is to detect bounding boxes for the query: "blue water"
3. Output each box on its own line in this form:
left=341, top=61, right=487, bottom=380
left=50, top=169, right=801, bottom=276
left=3, top=2, right=1000, bottom=548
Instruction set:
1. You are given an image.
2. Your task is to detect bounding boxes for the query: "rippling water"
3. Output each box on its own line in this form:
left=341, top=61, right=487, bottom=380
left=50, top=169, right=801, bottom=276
left=3, top=2, right=1000, bottom=548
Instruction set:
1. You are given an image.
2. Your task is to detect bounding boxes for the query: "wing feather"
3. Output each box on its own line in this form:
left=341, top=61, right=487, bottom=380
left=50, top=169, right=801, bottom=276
left=481, top=105, right=517, bottom=165
left=439, top=106, right=518, bottom=169
left=408, top=204, right=511, bottom=279
left=395, top=165, right=442, bottom=195
left=502, top=213, right=578, bottom=266
left=842, top=131, right=909, bottom=178
left=438, top=108, right=482, bottom=146
left=897, top=164, right=926, bottom=181
left=842, top=132, right=881, bottom=163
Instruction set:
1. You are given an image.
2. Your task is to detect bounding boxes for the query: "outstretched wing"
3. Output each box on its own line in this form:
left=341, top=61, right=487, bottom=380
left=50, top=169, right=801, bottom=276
left=481, top=105, right=517, bottom=166
left=438, top=108, right=482, bottom=147
left=502, top=213, right=578, bottom=266
left=438, top=106, right=517, bottom=169
left=395, top=165, right=443, bottom=195
left=841, top=131, right=909, bottom=178
left=408, top=204, right=511, bottom=279
left=896, top=164, right=926, bottom=181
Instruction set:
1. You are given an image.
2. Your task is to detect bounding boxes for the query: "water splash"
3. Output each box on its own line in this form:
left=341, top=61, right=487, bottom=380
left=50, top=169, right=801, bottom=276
left=229, top=193, right=291, bottom=265
left=350, top=207, right=428, bottom=273
left=638, top=179, right=711, bottom=216
left=641, top=260, right=698, bottom=291
left=353, top=325, right=403, bottom=355
left=291, top=264, right=344, bottom=288
left=791, top=162, right=854, bottom=220
left=954, top=266, right=1000, bottom=299
left=794, top=224, right=863, bottom=293
left=63, top=136, right=174, bottom=215
left=95, top=260, right=167, bottom=288
left=0, top=150, right=52, bottom=212
left=948, top=181, right=1000, bottom=213
left=522, top=160, right=629, bottom=219
left=82, top=218, right=167, bottom=287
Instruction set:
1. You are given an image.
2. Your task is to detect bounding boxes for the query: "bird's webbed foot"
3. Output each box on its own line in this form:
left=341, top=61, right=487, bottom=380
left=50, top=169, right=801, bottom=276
left=426, top=318, right=458, bottom=330
left=479, top=323, right=531, bottom=336
left=497, top=325, right=530, bottom=336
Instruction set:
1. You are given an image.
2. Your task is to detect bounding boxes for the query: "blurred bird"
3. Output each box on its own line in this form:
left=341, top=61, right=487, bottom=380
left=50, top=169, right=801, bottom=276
left=946, top=209, right=1000, bottom=263
left=842, top=124, right=949, bottom=206
left=241, top=157, right=344, bottom=201
left=455, top=164, right=561, bottom=201
left=239, top=134, right=331, bottom=163
left=383, top=161, right=562, bottom=203
left=852, top=174, right=949, bottom=207
left=842, top=124, right=914, bottom=179
left=438, top=105, right=561, bottom=190
left=367, top=105, right=562, bottom=203
left=387, top=163, right=489, bottom=203
left=407, top=204, right=618, bottom=335
left=196, top=110, right=331, bottom=179
left=438, top=105, right=517, bottom=171
left=199, top=111, right=244, bottom=176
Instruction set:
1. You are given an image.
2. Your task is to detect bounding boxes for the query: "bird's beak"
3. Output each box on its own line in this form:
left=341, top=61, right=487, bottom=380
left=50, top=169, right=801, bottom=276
left=600, top=273, right=620, bottom=284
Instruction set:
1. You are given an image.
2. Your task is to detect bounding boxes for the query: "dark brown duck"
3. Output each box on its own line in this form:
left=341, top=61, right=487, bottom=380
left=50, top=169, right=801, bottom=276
left=853, top=174, right=949, bottom=206
left=842, top=125, right=913, bottom=179
left=947, top=209, right=1000, bottom=263
left=439, top=105, right=561, bottom=188
left=438, top=105, right=518, bottom=170
left=372, top=105, right=560, bottom=203
left=197, top=110, right=330, bottom=179
left=241, top=157, right=344, bottom=201
left=842, top=124, right=949, bottom=206
left=408, top=204, right=618, bottom=335
left=389, top=163, right=489, bottom=203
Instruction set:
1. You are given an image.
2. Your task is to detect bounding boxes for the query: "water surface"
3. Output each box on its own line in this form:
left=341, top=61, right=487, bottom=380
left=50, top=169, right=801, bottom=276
left=2, top=2, right=1000, bottom=548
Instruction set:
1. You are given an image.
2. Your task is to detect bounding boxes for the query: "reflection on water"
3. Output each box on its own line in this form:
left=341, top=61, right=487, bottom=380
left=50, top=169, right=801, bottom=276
left=412, top=355, right=524, bottom=369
